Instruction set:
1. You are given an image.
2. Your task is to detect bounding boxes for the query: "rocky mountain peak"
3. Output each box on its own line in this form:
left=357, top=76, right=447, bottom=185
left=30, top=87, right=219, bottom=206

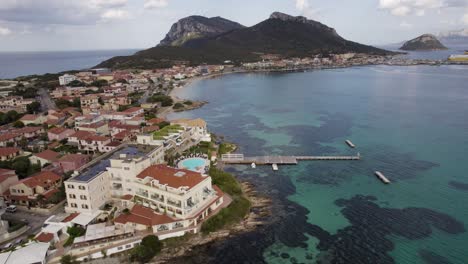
left=400, top=34, right=448, bottom=51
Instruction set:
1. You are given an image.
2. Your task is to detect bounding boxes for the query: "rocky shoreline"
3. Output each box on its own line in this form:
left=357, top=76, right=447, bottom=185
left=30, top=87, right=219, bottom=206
left=153, top=182, right=273, bottom=263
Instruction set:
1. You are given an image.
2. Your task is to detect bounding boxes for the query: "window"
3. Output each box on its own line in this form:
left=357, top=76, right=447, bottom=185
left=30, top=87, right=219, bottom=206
left=69, top=194, right=76, bottom=199
left=67, top=184, right=75, bottom=189
left=80, top=195, right=87, bottom=200
left=11, top=189, right=16, bottom=193
left=125, top=245, right=131, bottom=248
left=78, top=186, right=86, bottom=190
left=81, top=204, right=89, bottom=209
left=124, top=167, right=129, bottom=170
left=70, top=203, right=77, bottom=208
left=117, top=246, right=123, bottom=250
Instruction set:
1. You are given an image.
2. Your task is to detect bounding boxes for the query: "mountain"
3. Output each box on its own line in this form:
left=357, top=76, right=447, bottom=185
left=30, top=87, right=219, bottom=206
left=438, top=29, right=468, bottom=47
left=97, top=12, right=393, bottom=69
left=159, top=16, right=245, bottom=46
left=400, top=34, right=448, bottom=51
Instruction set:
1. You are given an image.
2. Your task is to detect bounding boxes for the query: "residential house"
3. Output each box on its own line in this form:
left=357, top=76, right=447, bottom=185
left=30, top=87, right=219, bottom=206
left=79, top=135, right=111, bottom=153
left=76, top=121, right=109, bottom=136
left=0, top=133, right=22, bottom=147
left=0, top=169, right=19, bottom=195
left=4, top=171, right=62, bottom=207
left=54, top=154, right=90, bottom=173
left=0, top=147, right=22, bottom=161
left=68, top=130, right=94, bottom=146
left=48, top=127, right=75, bottom=141
left=30, top=149, right=60, bottom=167
left=16, top=126, right=45, bottom=139
left=0, top=96, right=34, bottom=113
left=20, top=114, right=47, bottom=125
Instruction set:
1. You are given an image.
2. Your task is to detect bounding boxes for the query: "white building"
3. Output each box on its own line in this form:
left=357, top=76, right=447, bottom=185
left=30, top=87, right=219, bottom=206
left=64, top=145, right=165, bottom=214
left=59, top=74, right=77, bottom=86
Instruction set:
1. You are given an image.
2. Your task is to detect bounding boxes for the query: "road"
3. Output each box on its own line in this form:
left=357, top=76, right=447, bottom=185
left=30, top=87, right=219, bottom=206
left=38, top=87, right=57, bottom=112
left=0, top=205, right=65, bottom=246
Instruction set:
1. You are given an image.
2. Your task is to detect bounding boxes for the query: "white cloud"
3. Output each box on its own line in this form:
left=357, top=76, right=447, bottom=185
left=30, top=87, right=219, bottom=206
left=101, top=9, right=130, bottom=20
left=0, top=26, right=12, bottom=36
left=144, top=0, right=168, bottom=9
left=294, top=0, right=320, bottom=18
left=378, top=0, right=467, bottom=16
left=0, top=0, right=130, bottom=25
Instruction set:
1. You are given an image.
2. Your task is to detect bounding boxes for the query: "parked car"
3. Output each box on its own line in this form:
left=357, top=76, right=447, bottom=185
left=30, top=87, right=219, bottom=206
left=5, top=205, right=16, bottom=213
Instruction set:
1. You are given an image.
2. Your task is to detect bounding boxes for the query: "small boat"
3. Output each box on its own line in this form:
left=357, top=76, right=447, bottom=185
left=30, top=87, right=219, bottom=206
left=251, top=163, right=256, bottom=169
left=272, top=164, right=278, bottom=171
left=345, top=140, right=355, bottom=148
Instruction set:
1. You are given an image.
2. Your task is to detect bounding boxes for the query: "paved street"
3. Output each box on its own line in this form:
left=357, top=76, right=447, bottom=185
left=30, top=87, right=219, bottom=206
left=1, top=205, right=65, bottom=246
left=38, top=87, right=57, bottom=111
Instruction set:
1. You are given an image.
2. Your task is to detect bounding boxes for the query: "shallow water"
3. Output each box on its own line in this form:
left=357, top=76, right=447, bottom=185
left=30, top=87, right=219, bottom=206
left=169, top=65, right=468, bottom=264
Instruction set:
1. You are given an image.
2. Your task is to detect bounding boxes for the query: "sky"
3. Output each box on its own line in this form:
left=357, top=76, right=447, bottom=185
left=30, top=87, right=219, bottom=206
left=0, top=0, right=467, bottom=51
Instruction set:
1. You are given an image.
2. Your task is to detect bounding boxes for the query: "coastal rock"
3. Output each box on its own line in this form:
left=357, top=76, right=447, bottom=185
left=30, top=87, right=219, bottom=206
left=400, top=34, right=448, bottom=51
left=159, top=16, right=244, bottom=46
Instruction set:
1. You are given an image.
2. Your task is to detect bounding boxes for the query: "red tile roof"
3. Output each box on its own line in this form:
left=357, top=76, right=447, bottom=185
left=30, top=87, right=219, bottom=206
left=58, top=154, right=89, bottom=162
left=70, top=130, right=94, bottom=140
left=136, top=165, right=206, bottom=190
left=17, top=126, right=44, bottom=134
left=62, top=213, right=79, bottom=223
left=122, top=107, right=142, bottom=113
left=0, top=133, right=20, bottom=142
left=0, top=169, right=17, bottom=183
left=105, top=141, right=121, bottom=147
left=19, top=171, right=61, bottom=189
left=20, top=114, right=40, bottom=121
left=36, top=232, right=54, bottom=243
left=121, top=194, right=133, bottom=200
left=34, top=149, right=60, bottom=162
left=0, top=147, right=21, bottom=157
left=147, top=118, right=165, bottom=125
left=114, top=205, right=176, bottom=226
left=48, top=127, right=70, bottom=135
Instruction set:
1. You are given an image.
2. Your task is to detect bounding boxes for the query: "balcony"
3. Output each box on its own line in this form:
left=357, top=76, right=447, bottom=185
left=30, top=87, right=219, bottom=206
left=150, top=194, right=164, bottom=202
left=167, top=199, right=181, bottom=208
left=136, top=191, right=149, bottom=198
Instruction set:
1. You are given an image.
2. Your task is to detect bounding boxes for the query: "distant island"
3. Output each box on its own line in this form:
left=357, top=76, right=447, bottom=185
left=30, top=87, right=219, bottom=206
left=97, top=12, right=393, bottom=69
left=400, top=34, right=448, bottom=51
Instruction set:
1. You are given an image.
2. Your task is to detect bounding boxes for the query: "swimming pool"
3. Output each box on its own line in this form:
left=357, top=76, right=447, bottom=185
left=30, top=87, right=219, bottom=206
left=178, top=158, right=208, bottom=172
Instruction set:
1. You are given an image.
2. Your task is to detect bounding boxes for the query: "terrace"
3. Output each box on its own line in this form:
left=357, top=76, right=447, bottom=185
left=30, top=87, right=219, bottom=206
left=152, top=124, right=183, bottom=140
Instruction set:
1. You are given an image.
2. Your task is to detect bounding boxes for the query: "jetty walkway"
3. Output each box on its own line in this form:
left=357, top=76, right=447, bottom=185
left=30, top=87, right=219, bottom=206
left=221, top=153, right=361, bottom=165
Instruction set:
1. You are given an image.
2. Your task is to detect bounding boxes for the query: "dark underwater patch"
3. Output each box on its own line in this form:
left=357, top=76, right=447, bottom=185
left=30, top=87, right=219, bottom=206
left=419, top=249, right=453, bottom=264
left=448, top=181, right=468, bottom=191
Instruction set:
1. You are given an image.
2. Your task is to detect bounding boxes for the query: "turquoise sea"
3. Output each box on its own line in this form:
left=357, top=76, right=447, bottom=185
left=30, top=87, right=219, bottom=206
left=169, top=65, right=468, bottom=264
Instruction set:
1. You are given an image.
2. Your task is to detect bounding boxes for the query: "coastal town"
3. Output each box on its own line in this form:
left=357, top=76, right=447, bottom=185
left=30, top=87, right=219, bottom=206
left=0, top=50, right=466, bottom=263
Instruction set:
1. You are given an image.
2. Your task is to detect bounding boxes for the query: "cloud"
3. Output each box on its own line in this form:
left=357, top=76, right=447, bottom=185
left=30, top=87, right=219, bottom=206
left=378, top=0, right=468, bottom=16
left=101, top=9, right=130, bottom=20
left=295, top=0, right=321, bottom=18
left=0, top=0, right=130, bottom=25
left=0, top=26, right=12, bottom=36
left=144, top=0, right=169, bottom=9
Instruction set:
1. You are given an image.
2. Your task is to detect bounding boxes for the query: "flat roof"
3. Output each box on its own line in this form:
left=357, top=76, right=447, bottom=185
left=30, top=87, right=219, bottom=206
left=69, top=145, right=157, bottom=183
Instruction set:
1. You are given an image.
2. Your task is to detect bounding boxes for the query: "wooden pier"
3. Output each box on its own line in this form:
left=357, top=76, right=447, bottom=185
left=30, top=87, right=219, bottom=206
left=221, top=153, right=361, bottom=165
left=375, top=171, right=390, bottom=184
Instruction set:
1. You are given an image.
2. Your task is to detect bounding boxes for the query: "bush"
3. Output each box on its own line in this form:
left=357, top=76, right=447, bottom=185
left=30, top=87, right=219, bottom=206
left=201, top=196, right=250, bottom=234
left=173, top=102, right=184, bottom=109
left=60, top=255, right=79, bottom=264
left=147, top=94, right=173, bottom=107
left=129, top=235, right=162, bottom=263
left=183, top=100, right=193, bottom=105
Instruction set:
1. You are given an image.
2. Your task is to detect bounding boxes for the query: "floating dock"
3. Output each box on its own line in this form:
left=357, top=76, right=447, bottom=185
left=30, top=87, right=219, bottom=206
left=345, top=140, right=356, bottom=148
left=375, top=171, right=390, bottom=184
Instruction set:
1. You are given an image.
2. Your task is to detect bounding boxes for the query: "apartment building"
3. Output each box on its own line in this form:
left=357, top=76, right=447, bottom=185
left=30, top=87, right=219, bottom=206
left=64, top=145, right=165, bottom=214
left=59, top=74, right=77, bottom=86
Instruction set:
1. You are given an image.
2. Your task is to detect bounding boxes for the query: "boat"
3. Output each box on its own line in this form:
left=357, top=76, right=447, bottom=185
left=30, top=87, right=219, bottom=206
left=272, top=164, right=278, bottom=171
left=251, top=163, right=256, bottom=169
left=345, top=140, right=356, bottom=148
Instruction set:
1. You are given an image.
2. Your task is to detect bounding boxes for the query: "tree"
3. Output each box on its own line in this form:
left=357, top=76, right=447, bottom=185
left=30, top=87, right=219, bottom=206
left=60, top=255, right=79, bottom=264
left=26, top=102, right=41, bottom=114
left=11, top=157, right=30, bottom=178
left=13, top=120, right=24, bottom=128
left=129, top=235, right=162, bottom=263
left=142, top=235, right=162, bottom=252
left=68, top=80, right=85, bottom=87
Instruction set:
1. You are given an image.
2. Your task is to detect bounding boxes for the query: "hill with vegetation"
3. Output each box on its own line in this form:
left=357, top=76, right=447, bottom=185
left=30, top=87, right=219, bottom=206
left=97, top=12, right=393, bottom=69
left=400, top=34, right=448, bottom=51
